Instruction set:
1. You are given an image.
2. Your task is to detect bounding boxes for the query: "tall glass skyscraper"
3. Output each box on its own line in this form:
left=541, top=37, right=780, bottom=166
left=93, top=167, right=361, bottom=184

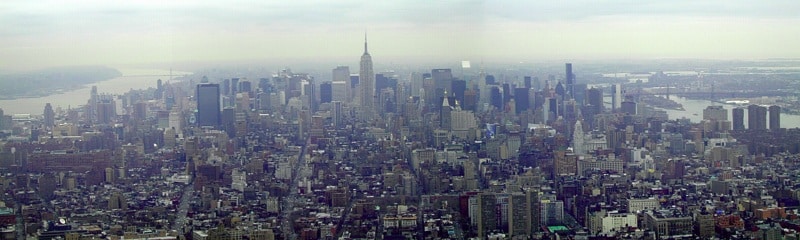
left=196, top=83, right=221, bottom=127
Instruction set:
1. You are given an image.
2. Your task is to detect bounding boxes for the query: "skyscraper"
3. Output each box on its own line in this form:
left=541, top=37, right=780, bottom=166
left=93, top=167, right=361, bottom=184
left=239, top=80, right=252, bottom=94
left=332, top=66, right=351, bottom=102
left=612, top=84, right=623, bottom=111
left=230, top=78, right=240, bottom=95
left=508, top=193, right=530, bottom=238
left=490, top=86, right=503, bottom=110
left=572, top=120, right=585, bottom=155
left=621, top=100, right=637, bottom=115
left=43, top=103, right=54, bottom=130
left=196, top=83, right=221, bottom=127
left=359, top=34, right=375, bottom=118
left=565, top=63, right=575, bottom=97
left=451, top=79, right=467, bottom=106
left=96, top=98, right=115, bottom=125
left=524, top=76, right=532, bottom=89
left=331, top=101, right=342, bottom=128
left=732, top=107, right=745, bottom=131
left=476, top=193, right=498, bottom=238
left=320, top=82, right=333, bottom=104
left=514, top=87, right=530, bottom=115
left=748, top=105, right=767, bottom=130
left=587, top=87, right=603, bottom=115
left=703, top=106, right=728, bottom=121
left=769, top=105, right=781, bottom=130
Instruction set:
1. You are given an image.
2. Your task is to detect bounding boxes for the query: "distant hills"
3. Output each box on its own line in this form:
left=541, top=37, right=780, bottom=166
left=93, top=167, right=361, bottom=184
left=0, top=66, right=121, bottom=100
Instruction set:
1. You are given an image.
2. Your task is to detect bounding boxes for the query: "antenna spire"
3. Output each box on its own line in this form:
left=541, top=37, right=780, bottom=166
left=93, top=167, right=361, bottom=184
left=364, top=31, right=368, bottom=54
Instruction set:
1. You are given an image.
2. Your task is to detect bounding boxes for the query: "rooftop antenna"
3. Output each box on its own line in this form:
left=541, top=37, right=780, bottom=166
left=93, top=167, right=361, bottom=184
left=364, top=31, right=368, bottom=54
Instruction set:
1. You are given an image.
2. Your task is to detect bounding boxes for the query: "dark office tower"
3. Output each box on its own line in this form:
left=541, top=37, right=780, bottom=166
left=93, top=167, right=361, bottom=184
left=350, top=75, right=359, bottom=88
left=359, top=35, right=375, bottom=117
left=463, top=89, right=477, bottom=111
left=221, top=107, right=235, bottom=138
left=451, top=79, right=467, bottom=105
left=508, top=193, right=529, bottom=237
left=524, top=76, right=532, bottom=89
left=565, top=63, right=575, bottom=96
left=533, top=77, right=542, bottom=90
left=586, top=87, right=603, bottom=115
left=156, top=79, right=163, bottom=99
left=96, top=99, right=115, bottom=124
left=476, top=193, right=498, bottom=238
left=43, top=103, right=54, bottom=130
left=490, top=86, right=503, bottom=110
left=239, top=80, right=252, bottom=94
left=320, top=82, right=333, bottom=104
left=533, top=90, right=545, bottom=111
left=747, top=105, right=767, bottom=130
left=222, top=79, right=231, bottom=96
left=769, top=105, right=781, bottom=130
left=502, top=83, right=512, bottom=105
left=732, top=107, right=745, bottom=131
left=514, top=88, right=530, bottom=114
left=133, top=102, right=147, bottom=122
left=258, top=78, right=271, bottom=93
left=621, top=100, right=637, bottom=115
left=431, top=69, right=453, bottom=107
left=375, top=73, right=397, bottom=103
left=485, top=75, right=496, bottom=85
left=572, top=84, right=587, bottom=106
left=432, top=68, right=453, bottom=92
left=230, top=78, right=240, bottom=95
left=545, top=97, right=559, bottom=122
left=196, top=83, right=221, bottom=127
left=88, top=86, right=98, bottom=123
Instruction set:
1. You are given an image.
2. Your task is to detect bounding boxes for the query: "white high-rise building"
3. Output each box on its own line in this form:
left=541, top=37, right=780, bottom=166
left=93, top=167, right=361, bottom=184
left=451, top=106, right=478, bottom=140
left=332, top=66, right=351, bottom=102
left=572, top=120, right=585, bottom=155
left=612, top=84, right=623, bottom=111
left=332, top=81, right=348, bottom=102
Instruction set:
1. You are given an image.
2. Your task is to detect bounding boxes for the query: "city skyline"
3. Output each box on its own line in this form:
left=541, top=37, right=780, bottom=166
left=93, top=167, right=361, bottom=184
left=2, top=0, right=800, bottom=71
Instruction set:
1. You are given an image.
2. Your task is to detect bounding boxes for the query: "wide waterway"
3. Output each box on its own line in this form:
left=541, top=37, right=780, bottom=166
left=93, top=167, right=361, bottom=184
left=0, top=69, right=191, bottom=115
left=657, top=96, right=800, bottom=129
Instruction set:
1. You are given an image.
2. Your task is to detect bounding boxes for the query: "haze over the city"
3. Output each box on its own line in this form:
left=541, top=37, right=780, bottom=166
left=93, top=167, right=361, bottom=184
left=2, top=0, right=799, bottom=71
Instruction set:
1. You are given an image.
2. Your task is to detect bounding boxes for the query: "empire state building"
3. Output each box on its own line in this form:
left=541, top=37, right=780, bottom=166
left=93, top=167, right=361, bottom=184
left=359, top=35, right=375, bottom=118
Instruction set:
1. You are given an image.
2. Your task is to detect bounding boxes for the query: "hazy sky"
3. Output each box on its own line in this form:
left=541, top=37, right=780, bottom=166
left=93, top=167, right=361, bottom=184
left=2, top=0, right=799, bottom=71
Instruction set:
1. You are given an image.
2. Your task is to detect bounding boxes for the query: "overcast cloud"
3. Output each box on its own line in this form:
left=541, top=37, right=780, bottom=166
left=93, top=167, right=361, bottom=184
left=1, top=0, right=798, bottom=70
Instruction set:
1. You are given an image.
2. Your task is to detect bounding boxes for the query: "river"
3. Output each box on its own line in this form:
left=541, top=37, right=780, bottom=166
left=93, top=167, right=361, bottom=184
left=657, top=96, right=800, bottom=129
left=0, top=68, right=191, bottom=115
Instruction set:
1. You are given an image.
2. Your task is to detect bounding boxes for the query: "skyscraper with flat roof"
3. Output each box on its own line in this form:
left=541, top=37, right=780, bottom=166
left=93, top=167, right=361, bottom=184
left=565, top=63, right=575, bottom=97
left=612, top=84, right=623, bottom=111
left=769, top=105, right=781, bottom=130
left=196, top=83, right=221, bottom=127
left=732, top=107, right=745, bottom=131
left=514, top=87, right=529, bottom=114
left=332, top=66, right=351, bottom=102
left=320, top=82, right=332, bottom=104
left=748, top=105, right=767, bottom=130
left=43, top=103, right=54, bottom=130
left=703, top=106, right=728, bottom=121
